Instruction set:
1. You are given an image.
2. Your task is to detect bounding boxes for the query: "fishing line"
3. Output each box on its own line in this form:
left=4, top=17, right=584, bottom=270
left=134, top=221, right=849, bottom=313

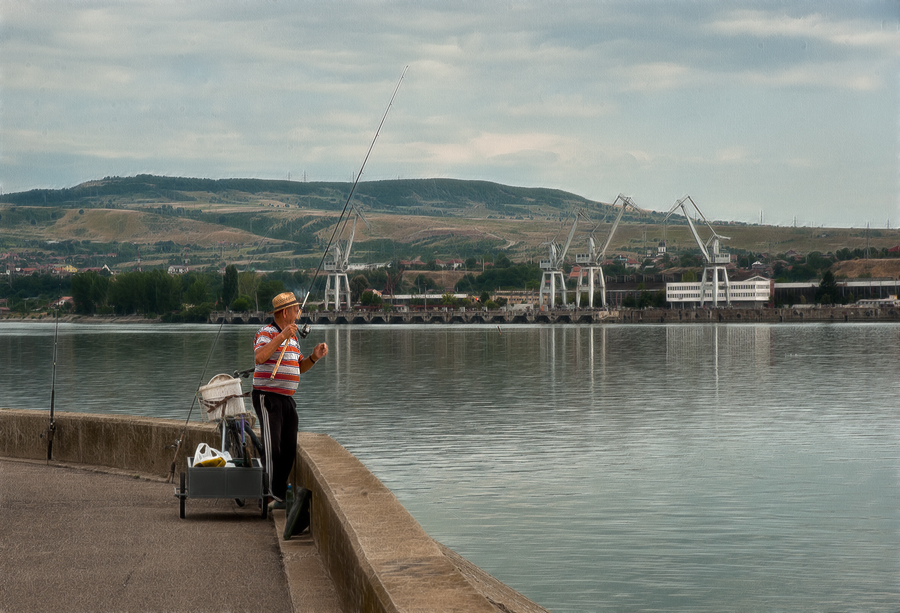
left=166, top=225, right=275, bottom=482
left=299, top=65, right=408, bottom=312
left=167, top=67, right=408, bottom=481
left=45, top=276, right=61, bottom=462
left=269, top=66, right=408, bottom=375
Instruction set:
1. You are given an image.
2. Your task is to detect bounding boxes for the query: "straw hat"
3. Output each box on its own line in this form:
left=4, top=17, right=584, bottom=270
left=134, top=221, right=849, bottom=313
left=269, top=291, right=300, bottom=313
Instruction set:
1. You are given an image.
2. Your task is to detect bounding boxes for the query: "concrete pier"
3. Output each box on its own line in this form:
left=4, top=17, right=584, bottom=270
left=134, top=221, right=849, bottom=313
left=0, top=409, right=549, bottom=613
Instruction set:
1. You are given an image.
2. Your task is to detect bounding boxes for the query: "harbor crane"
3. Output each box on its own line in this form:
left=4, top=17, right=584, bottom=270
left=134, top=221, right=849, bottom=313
left=323, top=206, right=371, bottom=310
left=539, top=212, right=580, bottom=309
left=574, top=194, right=639, bottom=308
left=665, top=195, right=731, bottom=307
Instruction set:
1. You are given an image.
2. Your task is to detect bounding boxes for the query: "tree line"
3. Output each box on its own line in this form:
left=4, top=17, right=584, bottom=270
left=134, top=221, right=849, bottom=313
left=64, top=266, right=317, bottom=321
left=4, top=246, right=895, bottom=319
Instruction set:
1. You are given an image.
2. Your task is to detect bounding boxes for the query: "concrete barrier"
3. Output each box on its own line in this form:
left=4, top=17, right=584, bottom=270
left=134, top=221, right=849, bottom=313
left=0, top=409, right=216, bottom=476
left=297, top=432, right=503, bottom=612
left=0, top=409, right=548, bottom=613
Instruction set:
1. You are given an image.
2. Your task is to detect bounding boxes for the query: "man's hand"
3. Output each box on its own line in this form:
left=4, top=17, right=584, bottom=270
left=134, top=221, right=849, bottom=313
left=281, top=323, right=298, bottom=341
left=311, top=343, right=328, bottom=361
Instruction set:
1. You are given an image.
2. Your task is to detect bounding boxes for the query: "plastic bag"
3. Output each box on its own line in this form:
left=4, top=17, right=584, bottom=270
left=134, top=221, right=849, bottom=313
left=193, top=443, right=227, bottom=468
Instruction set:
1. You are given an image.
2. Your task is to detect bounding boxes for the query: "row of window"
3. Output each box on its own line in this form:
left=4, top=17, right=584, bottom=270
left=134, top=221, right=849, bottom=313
left=666, top=282, right=771, bottom=303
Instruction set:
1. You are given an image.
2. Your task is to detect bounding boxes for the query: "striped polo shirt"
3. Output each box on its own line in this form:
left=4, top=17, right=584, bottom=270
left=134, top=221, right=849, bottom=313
left=252, top=323, right=302, bottom=396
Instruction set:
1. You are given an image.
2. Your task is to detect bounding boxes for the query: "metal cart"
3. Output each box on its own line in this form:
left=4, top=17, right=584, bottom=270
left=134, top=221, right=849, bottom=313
left=177, top=457, right=268, bottom=519
left=175, top=373, right=269, bottom=519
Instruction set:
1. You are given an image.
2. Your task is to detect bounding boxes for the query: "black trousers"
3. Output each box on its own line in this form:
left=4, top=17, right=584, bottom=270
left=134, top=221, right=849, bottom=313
left=251, top=389, right=298, bottom=501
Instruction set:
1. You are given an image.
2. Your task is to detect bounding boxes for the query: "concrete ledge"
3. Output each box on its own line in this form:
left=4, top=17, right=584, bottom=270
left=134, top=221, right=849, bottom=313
left=298, top=432, right=499, bottom=613
left=0, top=409, right=549, bottom=613
left=0, top=408, right=218, bottom=477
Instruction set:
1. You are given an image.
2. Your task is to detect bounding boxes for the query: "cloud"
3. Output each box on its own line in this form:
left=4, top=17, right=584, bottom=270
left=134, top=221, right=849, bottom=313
left=709, top=9, right=900, bottom=52
left=0, top=0, right=896, bottom=227
left=503, top=94, right=616, bottom=118
left=614, top=62, right=696, bottom=92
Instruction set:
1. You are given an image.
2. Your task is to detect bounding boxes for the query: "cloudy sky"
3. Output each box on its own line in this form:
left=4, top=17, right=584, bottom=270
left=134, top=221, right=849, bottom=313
left=1, top=1, right=897, bottom=227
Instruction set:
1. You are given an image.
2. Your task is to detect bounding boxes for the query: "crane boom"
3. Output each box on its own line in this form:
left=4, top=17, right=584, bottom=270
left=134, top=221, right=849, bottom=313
left=540, top=212, right=580, bottom=270
left=342, top=215, right=359, bottom=269
left=597, top=194, right=637, bottom=260
left=576, top=195, right=639, bottom=266
left=559, top=212, right=580, bottom=266
left=665, top=195, right=730, bottom=265
left=325, top=205, right=370, bottom=272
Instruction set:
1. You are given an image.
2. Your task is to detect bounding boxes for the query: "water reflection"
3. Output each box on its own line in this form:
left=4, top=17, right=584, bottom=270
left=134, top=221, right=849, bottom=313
left=2, top=321, right=898, bottom=612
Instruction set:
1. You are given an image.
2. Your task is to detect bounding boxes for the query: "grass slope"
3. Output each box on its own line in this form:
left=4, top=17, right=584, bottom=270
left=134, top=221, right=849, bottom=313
left=2, top=175, right=899, bottom=268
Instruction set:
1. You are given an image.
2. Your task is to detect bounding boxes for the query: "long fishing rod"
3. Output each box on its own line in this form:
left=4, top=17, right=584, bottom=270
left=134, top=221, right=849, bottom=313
left=46, top=292, right=60, bottom=462
left=270, top=65, right=408, bottom=377
left=165, top=226, right=274, bottom=483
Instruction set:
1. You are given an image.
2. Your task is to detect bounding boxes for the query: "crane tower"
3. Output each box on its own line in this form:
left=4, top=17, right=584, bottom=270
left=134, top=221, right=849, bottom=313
left=323, top=206, right=370, bottom=310
left=539, top=213, right=580, bottom=309
left=574, top=194, right=639, bottom=308
left=665, top=196, right=731, bottom=307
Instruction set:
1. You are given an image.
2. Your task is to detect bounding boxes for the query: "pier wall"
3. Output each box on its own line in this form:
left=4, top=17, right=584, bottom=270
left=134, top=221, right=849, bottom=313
left=0, top=409, right=545, bottom=613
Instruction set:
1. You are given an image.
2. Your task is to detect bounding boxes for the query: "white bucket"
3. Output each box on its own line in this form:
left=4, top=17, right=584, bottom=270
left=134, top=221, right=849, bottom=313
left=199, top=374, right=247, bottom=421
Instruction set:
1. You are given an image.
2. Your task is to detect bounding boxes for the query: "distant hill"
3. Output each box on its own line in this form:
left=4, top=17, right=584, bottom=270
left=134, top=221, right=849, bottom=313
left=2, top=175, right=649, bottom=221
left=1, top=175, right=898, bottom=271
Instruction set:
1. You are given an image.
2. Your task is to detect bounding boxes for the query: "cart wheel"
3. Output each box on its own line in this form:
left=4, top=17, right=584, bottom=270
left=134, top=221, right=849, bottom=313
left=179, top=472, right=186, bottom=519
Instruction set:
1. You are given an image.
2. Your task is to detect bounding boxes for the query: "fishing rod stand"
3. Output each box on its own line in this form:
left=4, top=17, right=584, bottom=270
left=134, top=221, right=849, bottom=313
left=41, top=422, right=57, bottom=461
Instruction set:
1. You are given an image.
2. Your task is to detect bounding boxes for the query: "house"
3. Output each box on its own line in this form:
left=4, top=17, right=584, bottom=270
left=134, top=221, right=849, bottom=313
left=50, top=296, right=74, bottom=309
left=82, top=264, right=114, bottom=275
left=168, top=265, right=190, bottom=275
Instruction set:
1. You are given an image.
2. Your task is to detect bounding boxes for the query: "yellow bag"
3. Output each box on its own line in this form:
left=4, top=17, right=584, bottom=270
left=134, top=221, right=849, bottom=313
left=193, top=443, right=227, bottom=467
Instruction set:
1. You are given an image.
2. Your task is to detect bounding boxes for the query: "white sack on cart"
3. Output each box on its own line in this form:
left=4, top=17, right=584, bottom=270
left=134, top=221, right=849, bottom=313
left=193, top=443, right=230, bottom=468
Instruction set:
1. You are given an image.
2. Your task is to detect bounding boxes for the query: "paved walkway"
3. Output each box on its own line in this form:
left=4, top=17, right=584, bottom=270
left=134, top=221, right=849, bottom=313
left=0, top=458, right=341, bottom=613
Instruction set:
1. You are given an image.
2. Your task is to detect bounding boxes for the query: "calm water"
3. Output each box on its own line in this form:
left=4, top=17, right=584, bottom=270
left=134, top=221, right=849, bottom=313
left=2, top=321, right=898, bottom=612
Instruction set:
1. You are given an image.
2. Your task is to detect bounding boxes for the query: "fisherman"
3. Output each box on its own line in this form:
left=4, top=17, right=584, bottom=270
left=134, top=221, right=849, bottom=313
left=252, top=291, right=327, bottom=509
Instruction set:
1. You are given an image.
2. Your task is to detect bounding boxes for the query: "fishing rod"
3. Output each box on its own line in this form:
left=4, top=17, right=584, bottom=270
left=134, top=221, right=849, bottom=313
left=46, top=291, right=60, bottom=462
left=270, top=65, right=408, bottom=377
left=165, top=322, right=227, bottom=483
left=165, top=226, right=275, bottom=483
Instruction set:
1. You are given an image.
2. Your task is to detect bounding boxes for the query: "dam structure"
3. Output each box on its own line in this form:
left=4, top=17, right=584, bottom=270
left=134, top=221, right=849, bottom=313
left=210, top=304, right=900, bottom=326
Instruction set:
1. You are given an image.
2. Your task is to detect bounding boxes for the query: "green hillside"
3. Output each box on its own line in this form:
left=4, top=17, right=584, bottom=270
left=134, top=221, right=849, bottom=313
left=1, top=175, right=646, bottom=219
left=1, top=175, right=898, bottom=273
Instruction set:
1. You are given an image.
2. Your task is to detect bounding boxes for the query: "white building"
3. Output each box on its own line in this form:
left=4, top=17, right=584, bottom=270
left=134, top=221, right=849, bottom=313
left=666, top=275, right=771, bottom=308
left=856, top=296, right=899, bottom=308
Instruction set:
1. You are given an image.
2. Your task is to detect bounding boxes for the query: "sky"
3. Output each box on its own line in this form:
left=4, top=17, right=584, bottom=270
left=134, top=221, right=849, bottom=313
left=1, top=1, right=898, bottom=228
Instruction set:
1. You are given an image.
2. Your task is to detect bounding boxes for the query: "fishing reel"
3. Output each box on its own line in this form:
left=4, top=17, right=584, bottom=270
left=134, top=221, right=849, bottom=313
left=298, top=323, right=311, bottom=339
